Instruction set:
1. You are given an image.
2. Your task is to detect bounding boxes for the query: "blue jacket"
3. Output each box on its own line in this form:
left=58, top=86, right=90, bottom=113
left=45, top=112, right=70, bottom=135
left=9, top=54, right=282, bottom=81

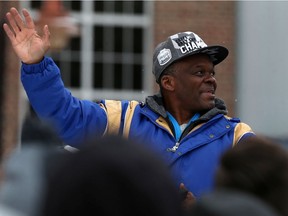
left=21, top=57, right=254, bottom=198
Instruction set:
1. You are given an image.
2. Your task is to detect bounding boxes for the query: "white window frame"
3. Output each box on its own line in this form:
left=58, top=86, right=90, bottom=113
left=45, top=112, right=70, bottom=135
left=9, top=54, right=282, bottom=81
left=20, top=1, right=154, bottom=102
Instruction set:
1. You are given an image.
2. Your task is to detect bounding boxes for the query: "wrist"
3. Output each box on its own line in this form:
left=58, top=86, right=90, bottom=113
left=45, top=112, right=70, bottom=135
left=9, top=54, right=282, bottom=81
left=22, top=56, right=47, bottom=72
left=22, top=57, right=45, bottom=65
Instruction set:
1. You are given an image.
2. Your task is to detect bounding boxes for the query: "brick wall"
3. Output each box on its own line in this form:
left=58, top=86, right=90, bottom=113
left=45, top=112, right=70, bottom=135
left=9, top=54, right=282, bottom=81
left=0, top=1, right=20, bottom=161
left=154, top=1, right=236, bottom=116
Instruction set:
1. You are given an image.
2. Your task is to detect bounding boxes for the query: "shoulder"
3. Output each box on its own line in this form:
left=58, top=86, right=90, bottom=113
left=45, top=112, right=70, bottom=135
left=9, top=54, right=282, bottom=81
left=223, top=116, right=255, bottom=145
left=100, top=100, right=142, bottom=109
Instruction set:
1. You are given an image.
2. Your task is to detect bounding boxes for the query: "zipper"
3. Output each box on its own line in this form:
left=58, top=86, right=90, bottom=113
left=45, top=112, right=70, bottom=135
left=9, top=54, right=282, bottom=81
left=166, top=119, right=201, bottom=153
left=166, top=121, right=194, bottom=153
left=167, top=142, right=180, bottom=152
left=166, top=112, right=202, bottom=153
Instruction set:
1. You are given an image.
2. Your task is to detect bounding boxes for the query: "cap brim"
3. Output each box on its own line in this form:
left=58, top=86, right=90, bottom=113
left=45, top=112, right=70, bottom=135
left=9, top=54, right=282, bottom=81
left=199, top=45, right=229, bottom=65
left=176, top=45, right=229, bottom=66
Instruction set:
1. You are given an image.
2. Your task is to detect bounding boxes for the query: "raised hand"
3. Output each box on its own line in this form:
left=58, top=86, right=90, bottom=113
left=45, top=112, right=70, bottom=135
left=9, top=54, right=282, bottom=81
left=3, top=7, right=50, bottom=64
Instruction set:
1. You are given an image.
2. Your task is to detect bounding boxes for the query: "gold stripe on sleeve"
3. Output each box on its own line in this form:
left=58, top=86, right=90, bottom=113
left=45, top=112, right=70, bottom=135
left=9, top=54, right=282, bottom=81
left=104, top=100, right=122, bottom=135
left=123, top=101, right=139, bottom=138
left=233, top=122, right=254, bottom=146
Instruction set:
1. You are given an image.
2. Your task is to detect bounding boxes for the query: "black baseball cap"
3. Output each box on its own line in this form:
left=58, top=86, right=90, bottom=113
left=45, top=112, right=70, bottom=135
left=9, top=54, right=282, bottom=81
left=152, top=31, right=229, bottom=83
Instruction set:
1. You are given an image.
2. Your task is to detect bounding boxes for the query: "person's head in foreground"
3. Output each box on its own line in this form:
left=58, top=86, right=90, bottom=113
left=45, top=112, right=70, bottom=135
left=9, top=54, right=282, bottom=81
left=215, top=136, right=288, bottom=216
left=42, top=136, right=183, bottom=216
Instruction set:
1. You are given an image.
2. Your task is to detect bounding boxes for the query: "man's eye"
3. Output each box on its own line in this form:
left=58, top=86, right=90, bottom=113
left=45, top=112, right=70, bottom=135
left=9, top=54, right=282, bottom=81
left=193, top=71, right=216, bottom=77
left=194, top=71, right=203, bottom=76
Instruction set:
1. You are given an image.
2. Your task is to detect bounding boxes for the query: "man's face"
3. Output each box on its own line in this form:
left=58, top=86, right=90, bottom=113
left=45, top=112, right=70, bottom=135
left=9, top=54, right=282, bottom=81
left=172, top=54, right=217, bottom=113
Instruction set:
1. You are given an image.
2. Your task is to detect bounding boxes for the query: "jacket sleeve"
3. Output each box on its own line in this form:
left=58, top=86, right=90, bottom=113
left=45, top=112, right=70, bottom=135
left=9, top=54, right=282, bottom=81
left=233, top=122, right=255, bottom=146
left=21, top=57, right=107, bottom=147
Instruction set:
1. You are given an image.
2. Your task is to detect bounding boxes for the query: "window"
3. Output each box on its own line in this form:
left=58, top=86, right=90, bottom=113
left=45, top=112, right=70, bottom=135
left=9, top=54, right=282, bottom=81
left=20, top=1, right=153, bottom=101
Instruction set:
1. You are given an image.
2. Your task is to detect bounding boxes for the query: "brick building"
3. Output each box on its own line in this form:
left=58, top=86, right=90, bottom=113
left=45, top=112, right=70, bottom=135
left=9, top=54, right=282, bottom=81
left=1, top=1, right=21, bottom=160
left=0, top=1, right=236, bottom=160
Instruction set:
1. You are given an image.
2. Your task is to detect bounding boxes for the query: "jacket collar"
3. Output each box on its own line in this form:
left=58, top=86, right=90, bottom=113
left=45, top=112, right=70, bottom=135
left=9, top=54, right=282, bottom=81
left=145, top=93, right=228, bottom=120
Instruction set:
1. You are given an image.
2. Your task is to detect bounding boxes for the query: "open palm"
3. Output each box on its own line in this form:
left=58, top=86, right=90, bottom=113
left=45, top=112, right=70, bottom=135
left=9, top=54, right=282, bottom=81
left=3, top=7, right=50, bottom=64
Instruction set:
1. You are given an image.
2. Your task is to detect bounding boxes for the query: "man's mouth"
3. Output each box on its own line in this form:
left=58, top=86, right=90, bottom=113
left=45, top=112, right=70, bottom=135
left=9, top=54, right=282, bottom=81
left=205, top=88, right=215, bottom=95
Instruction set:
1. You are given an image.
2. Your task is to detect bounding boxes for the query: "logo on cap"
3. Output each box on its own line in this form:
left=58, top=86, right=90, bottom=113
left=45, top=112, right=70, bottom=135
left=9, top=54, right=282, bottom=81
left=171, top=33, right=207, bottom=54
left=157, top=48, right=172, bottom=66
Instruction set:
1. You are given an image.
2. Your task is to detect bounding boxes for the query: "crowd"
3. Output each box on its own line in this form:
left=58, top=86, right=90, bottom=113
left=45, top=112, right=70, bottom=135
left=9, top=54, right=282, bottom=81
left=2, top=113, right=288, bottom=216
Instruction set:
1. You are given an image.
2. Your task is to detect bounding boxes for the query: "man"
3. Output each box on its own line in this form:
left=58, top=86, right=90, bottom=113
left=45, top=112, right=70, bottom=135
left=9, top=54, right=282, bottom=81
left=3, top=7, right=254, bottom=198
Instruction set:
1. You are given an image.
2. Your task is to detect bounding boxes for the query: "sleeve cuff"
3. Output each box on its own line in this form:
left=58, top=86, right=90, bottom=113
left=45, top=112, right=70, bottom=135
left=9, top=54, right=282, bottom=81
left=21, top=57, right=50, bottom=74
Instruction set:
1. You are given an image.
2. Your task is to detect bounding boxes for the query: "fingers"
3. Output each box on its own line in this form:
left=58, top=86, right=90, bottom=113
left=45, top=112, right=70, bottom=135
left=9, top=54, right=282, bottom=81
left=179, top=183, right=196, bottom=202
left=186, top=191, right=196, bottom=201
left=5, top=7, right=32, bottom=34
left=5, top=11, right=20, bottom=35
left=42, top=25, right=50, bottom=41
left=3, top=23, right=17, bottom=47
left=182, top=191, right=197, bottom=211
left=9, top=7, right=25, bottom=31
left=179, top=182, right=187, bottom=190
left=22, top=8, right=35, bottom=29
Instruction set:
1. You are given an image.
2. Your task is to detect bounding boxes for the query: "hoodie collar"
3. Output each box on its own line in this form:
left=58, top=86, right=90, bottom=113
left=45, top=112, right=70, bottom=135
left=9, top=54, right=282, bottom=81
left=145, top=93, right=228, bottom=119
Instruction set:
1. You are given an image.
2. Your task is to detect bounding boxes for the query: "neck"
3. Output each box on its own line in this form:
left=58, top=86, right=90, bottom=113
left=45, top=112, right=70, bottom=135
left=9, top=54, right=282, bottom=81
left=166, top=110, right=198, bottom=125
left=163, top=99, right=193, bottom=125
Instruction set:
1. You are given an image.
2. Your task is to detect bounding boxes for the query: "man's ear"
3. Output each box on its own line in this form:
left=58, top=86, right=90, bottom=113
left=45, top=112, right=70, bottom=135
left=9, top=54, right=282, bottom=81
left=160, top=75, right=175, bottom=91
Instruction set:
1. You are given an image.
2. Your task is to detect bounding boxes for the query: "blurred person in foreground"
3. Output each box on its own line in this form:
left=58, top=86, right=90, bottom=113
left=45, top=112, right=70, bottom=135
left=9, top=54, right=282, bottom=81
left=0, top=119, right=65, bottom=216
left=186, top=189, right=280, bottom=216
left=3, top=7, right=254, bottom=201
left=41, top=136, right=183, bottom=216
left=0, top=135, right=183, bottom=216
left=212, top=136, right=288, bottom=216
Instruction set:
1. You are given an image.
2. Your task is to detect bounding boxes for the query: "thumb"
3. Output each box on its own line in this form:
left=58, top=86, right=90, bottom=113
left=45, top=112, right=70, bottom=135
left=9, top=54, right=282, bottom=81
left=42, top=25, right=51, bottom=52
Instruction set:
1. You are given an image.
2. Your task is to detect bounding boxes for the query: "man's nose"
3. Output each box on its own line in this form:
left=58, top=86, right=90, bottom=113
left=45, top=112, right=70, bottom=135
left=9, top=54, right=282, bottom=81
left=204, top=73, right=216, bottom=82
